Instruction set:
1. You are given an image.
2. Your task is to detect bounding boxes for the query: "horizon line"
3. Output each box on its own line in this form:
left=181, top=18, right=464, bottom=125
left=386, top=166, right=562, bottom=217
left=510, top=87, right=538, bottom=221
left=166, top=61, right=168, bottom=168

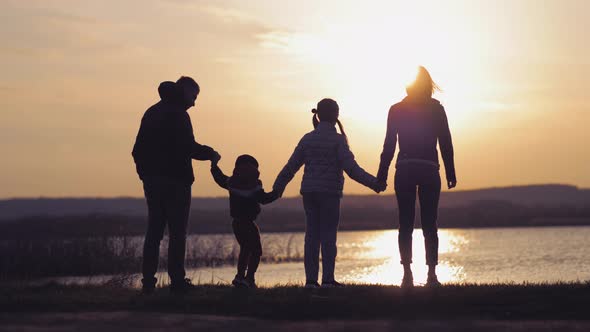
left=0, top=183, right=586, bottom=201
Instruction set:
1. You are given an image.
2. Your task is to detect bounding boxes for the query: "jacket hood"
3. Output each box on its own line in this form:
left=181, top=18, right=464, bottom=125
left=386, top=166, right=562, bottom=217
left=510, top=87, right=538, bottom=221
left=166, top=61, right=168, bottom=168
left=228, top=163, right=261, bottom=191
left=158, top=81, right=184, bottom=105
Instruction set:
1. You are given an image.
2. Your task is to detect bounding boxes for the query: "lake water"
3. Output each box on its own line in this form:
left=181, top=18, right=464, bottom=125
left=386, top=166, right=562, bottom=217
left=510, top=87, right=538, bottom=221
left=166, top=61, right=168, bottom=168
left=51, top=227, right=590, bottom=287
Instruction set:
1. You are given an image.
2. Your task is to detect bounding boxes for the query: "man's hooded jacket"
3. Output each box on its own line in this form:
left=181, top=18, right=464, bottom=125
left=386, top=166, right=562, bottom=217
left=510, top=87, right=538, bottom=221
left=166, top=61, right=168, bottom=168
left=132, top=81, right=216, bottom=184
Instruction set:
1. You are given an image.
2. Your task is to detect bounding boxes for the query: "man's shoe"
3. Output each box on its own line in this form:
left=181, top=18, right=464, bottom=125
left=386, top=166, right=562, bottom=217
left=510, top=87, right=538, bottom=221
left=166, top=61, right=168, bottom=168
left=141, top=277, right=157, bottom=294
left=321, top=280, right=345, bottom=288
left=304, top=280, right=320, bottom=289
left=169, top=278, right=196, bottom=294
left=232, top=275, right=248, bottom=288
left=426, top=275, right=442, bottom=288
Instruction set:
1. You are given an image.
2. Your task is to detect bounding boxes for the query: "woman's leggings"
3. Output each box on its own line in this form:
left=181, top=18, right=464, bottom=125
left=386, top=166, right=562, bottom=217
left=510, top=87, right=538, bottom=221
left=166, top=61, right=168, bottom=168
left=394, top=164, right=441, bottom=266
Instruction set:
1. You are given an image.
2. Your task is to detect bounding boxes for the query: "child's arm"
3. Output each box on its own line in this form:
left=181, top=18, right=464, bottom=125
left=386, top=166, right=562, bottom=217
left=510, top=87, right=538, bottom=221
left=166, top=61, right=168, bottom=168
left=337, top=136, right=380, bottom=190
left=272, top=138, right=305, bottom=197
left=210, top=164, right=229, bottom=190
left=257, top=188, right=280, bottom=205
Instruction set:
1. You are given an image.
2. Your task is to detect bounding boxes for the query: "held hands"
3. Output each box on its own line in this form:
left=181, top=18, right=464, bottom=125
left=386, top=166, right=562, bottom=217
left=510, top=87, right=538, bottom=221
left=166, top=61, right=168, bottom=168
left=268, top=190, right=281, bottom=203
left=372, top=179, right=387, bottom=193
left=210, top=151, right=221, bottom=167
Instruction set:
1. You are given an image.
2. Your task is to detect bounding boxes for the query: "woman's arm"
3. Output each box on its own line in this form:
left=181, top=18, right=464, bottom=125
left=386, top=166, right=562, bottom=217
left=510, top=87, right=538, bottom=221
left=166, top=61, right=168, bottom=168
left=438, top=106, right=457, bottom=188
left=376, top=107, right=397, bottom=183
left=272, top=138, right=305, bottom=197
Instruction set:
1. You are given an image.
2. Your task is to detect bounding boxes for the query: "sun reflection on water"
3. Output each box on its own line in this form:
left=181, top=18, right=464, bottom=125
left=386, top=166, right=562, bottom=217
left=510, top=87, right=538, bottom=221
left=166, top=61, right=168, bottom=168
left=340, top=230, right=468, bottom=285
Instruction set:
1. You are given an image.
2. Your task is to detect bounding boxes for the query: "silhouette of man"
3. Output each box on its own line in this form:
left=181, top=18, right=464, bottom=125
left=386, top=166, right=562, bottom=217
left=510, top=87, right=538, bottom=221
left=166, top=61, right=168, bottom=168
left=132, top=76, right=220, bottom=294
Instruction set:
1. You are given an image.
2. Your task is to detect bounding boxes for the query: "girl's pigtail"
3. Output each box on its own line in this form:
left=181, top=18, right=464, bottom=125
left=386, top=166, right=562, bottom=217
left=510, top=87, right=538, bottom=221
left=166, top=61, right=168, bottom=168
left=311, top=108, right=319, bottom=129
left=336, top=119, right=348, bottom=145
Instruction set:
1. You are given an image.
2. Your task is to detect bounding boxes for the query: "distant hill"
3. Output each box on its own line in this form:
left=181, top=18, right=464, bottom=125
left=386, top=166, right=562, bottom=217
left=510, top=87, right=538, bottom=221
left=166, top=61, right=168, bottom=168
left=1, top=184, right=590, bottom=237
left=1, top=184, right=589, bottom=220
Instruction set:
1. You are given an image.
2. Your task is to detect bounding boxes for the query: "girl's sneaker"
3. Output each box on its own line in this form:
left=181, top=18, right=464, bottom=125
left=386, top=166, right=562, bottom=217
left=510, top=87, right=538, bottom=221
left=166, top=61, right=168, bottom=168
left=232, top=275, right=248, bottom=288
left=321, top=280, right=345, bottom=288
left=304, top=280, right=320, bottom=289
left=169, top=278, right=197, bottom=294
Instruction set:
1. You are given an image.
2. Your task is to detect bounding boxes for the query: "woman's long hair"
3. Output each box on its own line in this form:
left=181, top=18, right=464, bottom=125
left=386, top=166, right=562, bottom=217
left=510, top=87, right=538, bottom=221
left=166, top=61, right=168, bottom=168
left=311, top=98, right=348, bottom=144
left=406, top=66, right=440, bottom=99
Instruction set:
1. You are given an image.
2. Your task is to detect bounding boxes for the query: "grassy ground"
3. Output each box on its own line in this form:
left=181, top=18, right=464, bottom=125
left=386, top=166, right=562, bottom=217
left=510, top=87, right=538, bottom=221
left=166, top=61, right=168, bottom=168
left=2, top=282, right=590, bottom=320
left=4, top=312, right=590, bottom=332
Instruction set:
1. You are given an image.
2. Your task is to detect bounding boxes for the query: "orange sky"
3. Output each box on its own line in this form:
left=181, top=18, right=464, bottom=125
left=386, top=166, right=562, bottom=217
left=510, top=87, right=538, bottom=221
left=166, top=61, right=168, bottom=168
left=1, top=0, right=589, bottom=198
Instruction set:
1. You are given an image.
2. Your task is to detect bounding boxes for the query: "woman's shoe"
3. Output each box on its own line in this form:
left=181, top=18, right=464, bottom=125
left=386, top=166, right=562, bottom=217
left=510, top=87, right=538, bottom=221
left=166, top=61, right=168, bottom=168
left=321, top=280, right=345, bottom=288
left=426, top=275, right=442, bottom=288
left=401, top=275, right=414, bottom=289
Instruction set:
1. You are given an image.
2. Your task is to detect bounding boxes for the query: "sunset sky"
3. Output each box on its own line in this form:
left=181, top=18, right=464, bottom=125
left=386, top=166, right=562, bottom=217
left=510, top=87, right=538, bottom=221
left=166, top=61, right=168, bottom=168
left=1, top=0, right=589, bottom=198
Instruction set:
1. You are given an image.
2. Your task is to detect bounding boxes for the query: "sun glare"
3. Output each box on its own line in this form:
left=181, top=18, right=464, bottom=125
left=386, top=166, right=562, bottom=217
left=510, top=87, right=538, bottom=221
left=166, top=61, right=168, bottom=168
left=289, top=28, right=450, bottom=125
left=268, top=3, right=479, bottom=129
left=343, top=230, right=467, bottom=285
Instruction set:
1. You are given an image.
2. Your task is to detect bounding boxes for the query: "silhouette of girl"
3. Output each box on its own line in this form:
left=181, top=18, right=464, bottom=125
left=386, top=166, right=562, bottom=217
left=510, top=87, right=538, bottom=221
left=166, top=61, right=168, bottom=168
left=377, top=66, right=457, bottom=288
left=273, top=98, right=383, bottom=288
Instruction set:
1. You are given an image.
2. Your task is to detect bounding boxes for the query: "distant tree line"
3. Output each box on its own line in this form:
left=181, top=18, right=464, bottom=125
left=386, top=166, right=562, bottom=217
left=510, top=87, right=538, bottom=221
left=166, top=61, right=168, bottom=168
left=1, top=200, right=589, bottom=240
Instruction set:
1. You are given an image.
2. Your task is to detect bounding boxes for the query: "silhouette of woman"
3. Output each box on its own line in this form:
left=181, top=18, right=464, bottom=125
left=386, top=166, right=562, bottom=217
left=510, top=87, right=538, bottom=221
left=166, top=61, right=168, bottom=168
left=377, top=66, right=457, bottom=288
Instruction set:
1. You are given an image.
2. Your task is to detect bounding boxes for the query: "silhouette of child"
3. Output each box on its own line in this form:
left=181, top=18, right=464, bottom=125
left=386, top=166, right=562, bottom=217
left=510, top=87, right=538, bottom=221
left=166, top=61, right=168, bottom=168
left=273, top=98, right=385, bottom=288
left=211, top=154, right=279, bottom=288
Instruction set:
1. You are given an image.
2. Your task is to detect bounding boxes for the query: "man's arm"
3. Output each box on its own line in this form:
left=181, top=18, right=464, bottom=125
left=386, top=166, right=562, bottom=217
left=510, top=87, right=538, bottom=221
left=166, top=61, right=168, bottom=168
left=191, top=142, right=217, bottom=161
left=176, top=112, right=218, bottom=161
